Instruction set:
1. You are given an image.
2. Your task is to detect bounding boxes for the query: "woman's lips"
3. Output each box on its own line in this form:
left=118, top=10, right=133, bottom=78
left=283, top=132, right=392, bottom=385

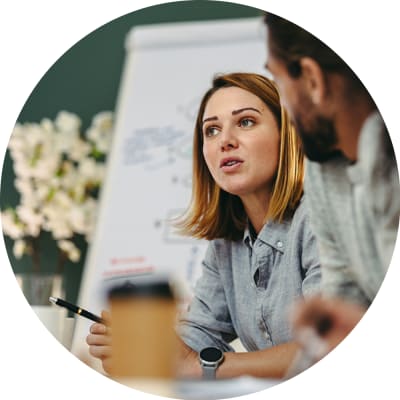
left=220, top=157, right=243, bottom=171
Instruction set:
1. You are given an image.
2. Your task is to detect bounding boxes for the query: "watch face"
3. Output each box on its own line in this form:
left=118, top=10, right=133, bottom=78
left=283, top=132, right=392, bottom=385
left=200, top=347, right=223, bottom=362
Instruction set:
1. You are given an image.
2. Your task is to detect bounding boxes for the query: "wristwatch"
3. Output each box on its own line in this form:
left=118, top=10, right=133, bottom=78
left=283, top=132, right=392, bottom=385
left=199, top=347, right=224, bottom=379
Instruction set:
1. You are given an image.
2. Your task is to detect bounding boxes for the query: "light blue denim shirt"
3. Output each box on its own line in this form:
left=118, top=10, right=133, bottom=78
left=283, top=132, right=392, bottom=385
left=179, top=197, right=321, bottom=352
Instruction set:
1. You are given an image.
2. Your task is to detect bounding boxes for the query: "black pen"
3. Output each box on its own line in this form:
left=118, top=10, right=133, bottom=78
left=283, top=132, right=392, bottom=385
left=49, top=296, right=105, bottom=324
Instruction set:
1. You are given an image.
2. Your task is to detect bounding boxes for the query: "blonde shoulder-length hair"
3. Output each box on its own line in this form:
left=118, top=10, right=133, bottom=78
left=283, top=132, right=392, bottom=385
left=176, top=72, right=304, bottom=241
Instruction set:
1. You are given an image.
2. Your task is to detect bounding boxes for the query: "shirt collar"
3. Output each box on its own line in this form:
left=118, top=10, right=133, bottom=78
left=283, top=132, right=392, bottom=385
left=243, top=225, right=253, bottom=247
left=243, top=217, right=290, bottom=253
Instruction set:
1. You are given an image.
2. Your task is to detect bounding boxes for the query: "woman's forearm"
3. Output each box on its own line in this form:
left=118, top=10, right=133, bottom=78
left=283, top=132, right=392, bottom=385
left=177, top=340, right=299, bottom=380
left=218, top=342, right=299, bottom=379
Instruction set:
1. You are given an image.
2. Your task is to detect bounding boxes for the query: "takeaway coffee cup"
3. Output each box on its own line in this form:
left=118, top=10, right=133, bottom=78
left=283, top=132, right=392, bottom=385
left=107, top=277, right=178, bottom=379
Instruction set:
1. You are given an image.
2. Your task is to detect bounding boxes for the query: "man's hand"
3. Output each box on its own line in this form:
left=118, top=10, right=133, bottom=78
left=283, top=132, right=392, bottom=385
left=291, top=296, right=366, bottom=355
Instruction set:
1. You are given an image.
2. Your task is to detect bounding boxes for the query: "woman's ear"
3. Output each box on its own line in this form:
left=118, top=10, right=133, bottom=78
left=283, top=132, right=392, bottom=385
left=299, top=57, right=327, bottom=105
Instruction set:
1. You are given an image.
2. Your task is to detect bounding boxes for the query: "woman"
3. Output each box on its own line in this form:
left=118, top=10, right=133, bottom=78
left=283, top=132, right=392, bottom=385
left=87, top=73, right=320, bottom=379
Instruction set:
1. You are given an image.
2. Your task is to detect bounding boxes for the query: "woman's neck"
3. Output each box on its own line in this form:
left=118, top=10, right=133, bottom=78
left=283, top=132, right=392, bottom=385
left=241, top=192, right=271, bottom=234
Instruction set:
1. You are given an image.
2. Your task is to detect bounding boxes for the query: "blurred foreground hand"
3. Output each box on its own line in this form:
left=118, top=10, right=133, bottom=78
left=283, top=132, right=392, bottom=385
left=291, top=296, right=366, bottom=356
left=285, top=296, right=367, bottom=378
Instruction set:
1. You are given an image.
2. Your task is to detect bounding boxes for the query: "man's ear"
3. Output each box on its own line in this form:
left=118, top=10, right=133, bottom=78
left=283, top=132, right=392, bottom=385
left=299, top=57, right=327, bottom=105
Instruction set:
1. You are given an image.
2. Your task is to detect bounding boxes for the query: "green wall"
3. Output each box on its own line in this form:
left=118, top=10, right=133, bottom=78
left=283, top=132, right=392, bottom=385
left=0, top=1, right=263, bottom=303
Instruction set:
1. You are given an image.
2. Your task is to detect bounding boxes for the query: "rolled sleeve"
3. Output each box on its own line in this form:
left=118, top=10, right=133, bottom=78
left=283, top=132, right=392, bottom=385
left=178, top=243, right=237, bottom=352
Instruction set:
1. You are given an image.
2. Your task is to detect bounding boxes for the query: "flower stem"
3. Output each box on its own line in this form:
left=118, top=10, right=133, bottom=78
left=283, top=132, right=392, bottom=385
left=56, top=248, right=67, bottom=275
left=31, top=236, right=40, bottom=273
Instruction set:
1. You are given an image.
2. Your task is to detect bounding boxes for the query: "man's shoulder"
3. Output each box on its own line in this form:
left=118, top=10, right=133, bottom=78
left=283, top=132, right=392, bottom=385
left=303, top=156, right=353, bottom=231
left=305, top=155, right=349, bottom=191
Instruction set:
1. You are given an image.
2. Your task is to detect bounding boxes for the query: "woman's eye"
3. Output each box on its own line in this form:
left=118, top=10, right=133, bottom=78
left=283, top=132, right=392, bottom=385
left=239, top=118, right=255, bottom=128
left=204, top=126, right=220, bottom=137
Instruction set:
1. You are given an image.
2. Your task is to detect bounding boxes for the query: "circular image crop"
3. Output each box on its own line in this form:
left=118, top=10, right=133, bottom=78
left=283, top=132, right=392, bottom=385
left=1, top=1, right=399, bottom=400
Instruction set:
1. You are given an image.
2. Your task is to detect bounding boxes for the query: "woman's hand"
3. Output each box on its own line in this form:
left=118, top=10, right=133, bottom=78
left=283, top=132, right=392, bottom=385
left=86, top=310, right=112, bottom=373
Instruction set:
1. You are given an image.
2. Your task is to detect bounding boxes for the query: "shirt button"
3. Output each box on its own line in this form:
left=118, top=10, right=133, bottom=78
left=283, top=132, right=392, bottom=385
left=276, top=241, right=283, bottom=248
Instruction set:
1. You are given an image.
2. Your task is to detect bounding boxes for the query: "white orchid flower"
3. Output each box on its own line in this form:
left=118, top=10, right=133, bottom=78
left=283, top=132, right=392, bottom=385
left=55, top=110, right=81, bottom=133
left=13, top=239, right=27, bottom=259
left=2, top=109, right=112, bottom=269
left=1, top=209, right=25, bottom=239
left=57, top=239, right=81, bottom=262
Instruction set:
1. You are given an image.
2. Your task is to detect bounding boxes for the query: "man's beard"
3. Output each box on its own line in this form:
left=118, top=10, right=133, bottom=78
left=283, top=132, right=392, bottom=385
left=295, top=114, right=341, bottom=163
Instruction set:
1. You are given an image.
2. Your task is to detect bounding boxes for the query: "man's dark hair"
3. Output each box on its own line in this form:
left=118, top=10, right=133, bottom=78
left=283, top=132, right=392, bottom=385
left=264, top=12, right=359, bottom=82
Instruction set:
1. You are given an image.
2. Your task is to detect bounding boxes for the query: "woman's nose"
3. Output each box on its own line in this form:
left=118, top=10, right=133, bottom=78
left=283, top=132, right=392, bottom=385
left=219, top=129, right=238, bottom=151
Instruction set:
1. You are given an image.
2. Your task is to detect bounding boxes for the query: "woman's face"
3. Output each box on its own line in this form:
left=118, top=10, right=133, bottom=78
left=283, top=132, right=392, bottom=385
left=202, top=86, right=280, bottom=202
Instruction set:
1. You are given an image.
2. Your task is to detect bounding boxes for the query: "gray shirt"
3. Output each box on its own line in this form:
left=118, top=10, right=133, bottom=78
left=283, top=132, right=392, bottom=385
left=304, top=111, right=400, bottom=306
left=179, top=198, right=321, bottom=353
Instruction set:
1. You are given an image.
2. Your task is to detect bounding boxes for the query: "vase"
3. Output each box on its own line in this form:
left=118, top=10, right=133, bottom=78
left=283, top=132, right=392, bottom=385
left=15, top=272, right=74, bottom=348
left=16, top=272, right=65, bottom=305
